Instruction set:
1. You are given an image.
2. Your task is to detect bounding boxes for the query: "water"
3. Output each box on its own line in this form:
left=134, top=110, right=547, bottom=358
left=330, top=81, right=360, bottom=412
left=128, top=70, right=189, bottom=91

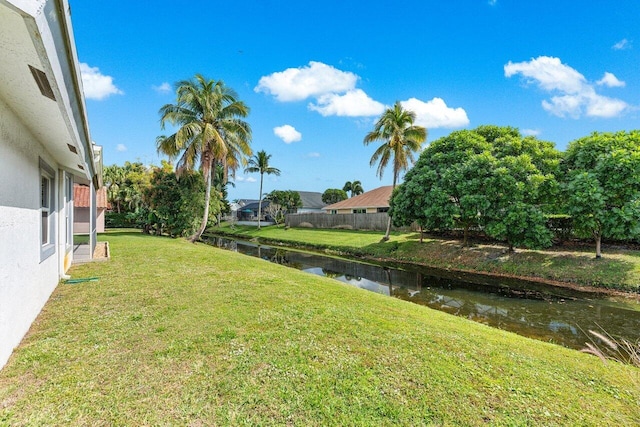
left=203, top=236, right=640, bottom=350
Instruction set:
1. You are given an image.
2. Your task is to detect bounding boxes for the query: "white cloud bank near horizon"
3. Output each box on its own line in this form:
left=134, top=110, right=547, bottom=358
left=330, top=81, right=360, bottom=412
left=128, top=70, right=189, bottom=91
left=273, top=125, right=302, bottom=143
left=256, top=61, right=469, bottom=128
left=80, top=63, right=123, bottom=100
left=504, top=56, right=629, bottom=118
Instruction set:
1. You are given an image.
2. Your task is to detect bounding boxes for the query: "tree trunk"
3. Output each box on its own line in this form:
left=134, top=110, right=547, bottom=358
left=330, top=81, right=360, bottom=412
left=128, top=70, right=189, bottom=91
left=595, top=232, right=602, bottom=259
left=189, top=162, right=212, bottom=243
left=257, top=173, right=264, bottom=230
left=382, top=174, right=397, bottom=241
left=463, top=224, right=469, bottom=247
left=419, top=225, right=423, bottom=243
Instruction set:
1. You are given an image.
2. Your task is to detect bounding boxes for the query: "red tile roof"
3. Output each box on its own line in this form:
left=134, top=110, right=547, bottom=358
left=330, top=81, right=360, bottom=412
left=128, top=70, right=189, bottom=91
left=323, top=185, right=393, bottom=210
left=74, top=184, right=108, bottom=208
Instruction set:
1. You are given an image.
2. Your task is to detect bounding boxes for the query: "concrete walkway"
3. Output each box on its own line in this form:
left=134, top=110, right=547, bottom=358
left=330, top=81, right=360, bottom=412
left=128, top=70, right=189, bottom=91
left=72, top=243, right=91, bottom=264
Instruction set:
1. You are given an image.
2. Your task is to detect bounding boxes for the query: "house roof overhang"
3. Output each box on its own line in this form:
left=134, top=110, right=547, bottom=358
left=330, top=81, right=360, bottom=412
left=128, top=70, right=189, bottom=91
left=0, top=0, right=101, bottom=186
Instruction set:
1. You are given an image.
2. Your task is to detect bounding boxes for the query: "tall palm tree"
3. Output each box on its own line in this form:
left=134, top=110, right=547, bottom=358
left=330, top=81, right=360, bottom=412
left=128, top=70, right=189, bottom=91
left=104, top=165, right=125, bottom=213
left=364, top=102, right=427, bottom=241
left=157, top=74, right=252, bottom=242
left=244, top=150, right=281, bottom=229
left=343, top=180, right=364, bottom=198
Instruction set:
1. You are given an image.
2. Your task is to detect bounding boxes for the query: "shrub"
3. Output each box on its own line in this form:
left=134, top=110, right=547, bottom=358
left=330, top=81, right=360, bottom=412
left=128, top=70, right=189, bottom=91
left=105, top=212, right=137, bottom=228
left=582, top=328, right=640, bottom=367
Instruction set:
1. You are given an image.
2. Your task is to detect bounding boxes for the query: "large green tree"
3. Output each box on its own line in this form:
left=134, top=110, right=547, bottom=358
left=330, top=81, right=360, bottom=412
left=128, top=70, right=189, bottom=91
left=322, top=188, right=348, bottom=205
left=343, top=180, right=364, bottom=198
left=244, top=150, right=281, bottom=229
left=562, top=131, right=640, bottom=258
left=266, top=190, right=302, bottom=224
left=143, top=167, right=211, bottom=237
left=390, top=126, right=559, bottom=250
left=364, top=102, right=427, bottom=240
left=157, top=75, right=252, bottom=242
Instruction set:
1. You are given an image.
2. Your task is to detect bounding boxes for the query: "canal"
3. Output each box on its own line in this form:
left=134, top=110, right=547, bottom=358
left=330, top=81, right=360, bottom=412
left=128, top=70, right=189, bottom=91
left=203, top=236, right=640, bottom=351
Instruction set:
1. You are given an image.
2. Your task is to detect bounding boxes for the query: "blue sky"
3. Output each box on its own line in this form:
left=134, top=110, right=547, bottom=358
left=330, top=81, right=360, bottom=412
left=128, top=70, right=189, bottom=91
left=71, top=0, right=639, bottom=200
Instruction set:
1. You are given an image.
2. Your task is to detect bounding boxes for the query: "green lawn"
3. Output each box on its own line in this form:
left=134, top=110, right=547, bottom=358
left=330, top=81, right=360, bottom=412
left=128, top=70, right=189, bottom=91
left=208, top=224, right=640, bottom=292
left=1, top=230, right=638, bottom=425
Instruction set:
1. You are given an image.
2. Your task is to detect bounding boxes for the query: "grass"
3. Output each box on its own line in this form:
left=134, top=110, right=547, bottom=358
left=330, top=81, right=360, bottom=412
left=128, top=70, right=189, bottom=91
left=0, top=230, right=639, bottom=425
left=72, top=234, right=90, bottom=245
left=207, top=224, right=640, bottom=292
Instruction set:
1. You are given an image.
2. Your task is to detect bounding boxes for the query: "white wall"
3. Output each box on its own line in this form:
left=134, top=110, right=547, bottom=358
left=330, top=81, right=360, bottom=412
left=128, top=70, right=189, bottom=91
left=0, top=97, right=61, bottom=368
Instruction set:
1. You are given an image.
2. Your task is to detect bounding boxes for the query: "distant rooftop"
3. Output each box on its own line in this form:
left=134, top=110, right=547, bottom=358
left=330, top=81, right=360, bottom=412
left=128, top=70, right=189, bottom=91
left=296, top=191, right=325, bottom=209
left=74, top=184, right=108, bottom=209
left=323, top=186, right=393, bottom=210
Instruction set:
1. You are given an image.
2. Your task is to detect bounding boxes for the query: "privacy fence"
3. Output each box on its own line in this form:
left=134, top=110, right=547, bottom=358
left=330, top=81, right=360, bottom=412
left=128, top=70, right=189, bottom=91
left=286, top=212, right=409, bottom=231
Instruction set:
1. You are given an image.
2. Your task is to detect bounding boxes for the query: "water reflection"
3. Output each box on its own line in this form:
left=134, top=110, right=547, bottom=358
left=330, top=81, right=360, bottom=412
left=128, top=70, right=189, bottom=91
left=204, top=236, right=640, bottom=350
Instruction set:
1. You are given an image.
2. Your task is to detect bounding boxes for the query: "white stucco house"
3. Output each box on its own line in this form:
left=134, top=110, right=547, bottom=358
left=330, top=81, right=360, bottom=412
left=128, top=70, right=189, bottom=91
left=0, top=0, right=102, bottom=369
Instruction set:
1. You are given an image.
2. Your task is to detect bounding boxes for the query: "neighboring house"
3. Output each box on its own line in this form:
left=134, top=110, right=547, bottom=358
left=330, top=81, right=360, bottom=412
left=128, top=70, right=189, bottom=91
left=296, top=191, right=326, bottom=213
left=0, top=0, right=103, bottom=369
left=323, top=186, right=393, bottom=214
left=238, top=200, right=271, bottom=221
left=74, top=184, right=108, bottom=233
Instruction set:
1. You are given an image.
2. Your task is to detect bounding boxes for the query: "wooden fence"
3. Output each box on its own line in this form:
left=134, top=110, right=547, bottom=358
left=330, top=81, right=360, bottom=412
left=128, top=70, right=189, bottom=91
left=286, top=212, right=397, bottom=231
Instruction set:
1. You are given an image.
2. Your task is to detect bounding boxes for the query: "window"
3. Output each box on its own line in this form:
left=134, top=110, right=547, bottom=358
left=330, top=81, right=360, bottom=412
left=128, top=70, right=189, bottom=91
left=330, top=210, right=337, bottom=215
left=377, top=207, right=389, bottom=213
left=353, top=208, right=366, bottom=214
left=40, top=158, right=55, bottom=261
left=41, top=175, right=50, bottom=244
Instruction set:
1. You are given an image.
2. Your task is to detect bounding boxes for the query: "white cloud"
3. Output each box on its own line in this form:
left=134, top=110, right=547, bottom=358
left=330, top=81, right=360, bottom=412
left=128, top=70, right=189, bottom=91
left=235, top=176, right=257, bottom=183
left=521, top=129, right=540, bottom=136
left=400, top=97, right=469, bottom=128
left=116, top=144, right=127, bottom=152
left=612, top=38, right=631, bottom=50
left=307, top=152, right=321, bottom=158
left=504, top=56, right=629, bottom=118
left=153, top=82, right=172, bottom=93
left=79, top=63, right=123, bottom=100
left=504, top=56, right=586, bottom=94
left=273, top=125, right=302, bottom=143
left=584, top=93, right=628, bottom=118
left=255, top=61, right=358, bottom=102
left=597, top=72, right=625, bottom=88
left=309, top=89, right=385, bottom=117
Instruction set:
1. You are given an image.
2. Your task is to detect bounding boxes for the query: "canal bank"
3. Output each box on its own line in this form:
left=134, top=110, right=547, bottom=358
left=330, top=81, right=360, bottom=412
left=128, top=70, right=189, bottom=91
left=203, top=225, right=640, bottom=297
left=201, top=235, right=640, bottom=351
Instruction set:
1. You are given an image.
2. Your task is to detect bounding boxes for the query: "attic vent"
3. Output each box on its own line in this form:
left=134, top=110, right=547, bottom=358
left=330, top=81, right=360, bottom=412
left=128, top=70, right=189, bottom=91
left=77, top=164, right=84, bottom=170
left=28, top=65, right=56, bottom=101
left=67, top=144, right=78, bottom=154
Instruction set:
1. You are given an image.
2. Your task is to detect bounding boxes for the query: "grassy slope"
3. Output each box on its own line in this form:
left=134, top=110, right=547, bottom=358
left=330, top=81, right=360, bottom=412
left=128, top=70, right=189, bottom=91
left=208, top=224, right=640, bottom=292
left=0, top=231, right=638, bottom=426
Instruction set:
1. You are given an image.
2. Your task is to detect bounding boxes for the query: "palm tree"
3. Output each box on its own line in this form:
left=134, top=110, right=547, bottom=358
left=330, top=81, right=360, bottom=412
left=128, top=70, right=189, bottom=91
left=244, top=150, right=281, bottom=229
left=104, top=165, right=125, bottom=213
left=364, top=102, right=427, bottom=241
left=157, top=74, right=252, bottom=242
left=343, top=180, right=364, bottom=198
